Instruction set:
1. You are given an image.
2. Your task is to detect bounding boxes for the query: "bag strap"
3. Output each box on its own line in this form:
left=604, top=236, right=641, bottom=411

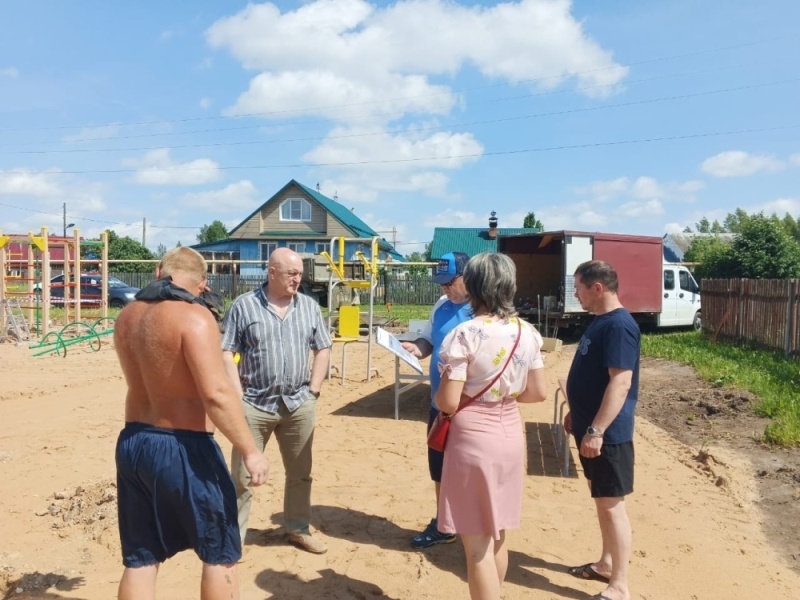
left=451, top=318, right=522, bottom=416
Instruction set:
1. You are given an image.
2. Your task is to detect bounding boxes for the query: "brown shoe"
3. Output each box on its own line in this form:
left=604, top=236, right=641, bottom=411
left=287, top=531, right=328, bottom=554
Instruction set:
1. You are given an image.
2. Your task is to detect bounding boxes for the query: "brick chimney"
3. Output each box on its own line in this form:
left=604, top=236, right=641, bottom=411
left=488, top=211, right=498, bottom=239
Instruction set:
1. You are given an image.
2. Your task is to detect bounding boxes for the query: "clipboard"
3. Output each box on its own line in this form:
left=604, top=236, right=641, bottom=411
left=375, top=327, right=424, bottom=374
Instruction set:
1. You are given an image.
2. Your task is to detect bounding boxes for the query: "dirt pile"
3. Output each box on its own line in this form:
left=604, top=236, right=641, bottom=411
left=37, top=479, right=118, bottom=551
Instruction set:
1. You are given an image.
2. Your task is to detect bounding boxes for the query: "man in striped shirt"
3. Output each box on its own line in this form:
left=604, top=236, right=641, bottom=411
left=222, top=247, right=332, bottom=555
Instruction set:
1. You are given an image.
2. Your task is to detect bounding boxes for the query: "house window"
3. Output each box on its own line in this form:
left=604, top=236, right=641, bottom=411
left=280, top=198, right=311, bottom=222
left=315, top=242, right=330, bottom=255
left=288, top=242, right=306, bottom=253
left=260, top=242, right=278, bottom=261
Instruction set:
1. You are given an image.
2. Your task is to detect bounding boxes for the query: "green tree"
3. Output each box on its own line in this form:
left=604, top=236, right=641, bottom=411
left=723, top=208, right=751, bottom=233
left=155, top=243, right=168, bottom=259
left=694, top=217, right=711, bottom=233
left=523, top=211, right=544, bottom=230
left=404, top=251, right=429, bottom=276
left=106, top=230, right=156, bottom=273
left=683, top=236, right=736, bottom=280
left=781, top=213, right=800, bottom=242
left=197, top=220, right=229, bottom=244
left=727, top=215, right=800, bottom=279
left=423, top=242, right=433, bottom=262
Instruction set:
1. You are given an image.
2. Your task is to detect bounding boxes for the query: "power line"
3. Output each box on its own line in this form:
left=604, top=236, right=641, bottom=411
left=0, top=200, right=202, bottom=230
left=9, top=122, right=798, bottom=176
left=0, top=35, right=788, bottom=135
left=2, top=57, right=790, bottom=148
left=3, top=77, right=797, bottom=156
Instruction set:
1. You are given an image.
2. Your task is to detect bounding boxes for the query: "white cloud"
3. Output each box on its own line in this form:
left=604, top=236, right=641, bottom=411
left=701, top=151, right=785, bottom=178
left=123, top=149, right=221, bottom=185
left=199, top=97, right=212, bottom=110
left=62, top=124, right=120, bottom=143
left=305, top=126, right=483, bottom=199
left=663, top=222, right=685, bottom=234
left=575, top=175, right=703, bottom=204
left=618, top=198, right=663, bottom=218
left=0, top=67, right=18, bottom=78
left=226, top=70, right=456, bottom=122
left=0, top=169, right=62, bottom=197
left=160, top=29, right=177, bottom=42
left=208, top=0, right=626, bottom=123
left=756, top=197, right=800, bottom=216
left=538, top=201, right=609, bottom=230
left=423, top=209, right=484, bottom=228
left=574, top=177, right=629, bottom=201
left=207, top=0, right=626, bottom=96
left=789, top=153, right=800, bottom=167
left=631, top=176, right=664, bottom=200
left=180, top=180, right=260, bottom=212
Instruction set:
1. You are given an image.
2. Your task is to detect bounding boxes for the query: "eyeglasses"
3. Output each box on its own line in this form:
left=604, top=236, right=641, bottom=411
left=441, top=276, right=461, bottom=288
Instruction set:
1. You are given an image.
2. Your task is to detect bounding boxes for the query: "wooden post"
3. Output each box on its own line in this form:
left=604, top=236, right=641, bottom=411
left=786, top=280, right=797, bottom=358
left=73, top=229, right=82, bottom=325
left=40, top=228, right=50, bottom=337
left=736, top=278, right=744, bottom=341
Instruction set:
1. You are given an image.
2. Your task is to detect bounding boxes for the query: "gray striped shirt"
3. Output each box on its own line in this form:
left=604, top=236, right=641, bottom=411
left=221, top=285, right=332, bottom=413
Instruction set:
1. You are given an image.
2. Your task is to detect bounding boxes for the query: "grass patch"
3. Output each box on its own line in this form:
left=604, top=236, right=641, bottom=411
left=321, top=303, right=433, bottom=326
left=642, top=331, right=800, bottom=447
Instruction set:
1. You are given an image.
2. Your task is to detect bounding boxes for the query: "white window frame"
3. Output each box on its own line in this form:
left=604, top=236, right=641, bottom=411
left=260, top=242, right=278, bottom=261
left=287, top=242, right=306, bottom=253
left=280, top=197, right=311, bottom=222
left=315, top=242, right=330, bottom=255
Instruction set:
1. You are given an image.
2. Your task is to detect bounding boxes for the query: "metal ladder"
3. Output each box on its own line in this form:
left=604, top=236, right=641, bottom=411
left=2, top=298, right=32, bottom=344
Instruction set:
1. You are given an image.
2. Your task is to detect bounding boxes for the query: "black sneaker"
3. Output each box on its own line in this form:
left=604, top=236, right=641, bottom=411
left=410, top=518, right=457, bottom=549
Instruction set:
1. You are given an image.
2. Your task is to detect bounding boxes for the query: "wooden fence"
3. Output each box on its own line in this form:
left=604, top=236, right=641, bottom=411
left=701, top=278, right=800, bottom=358
left=112, top=272, right=442, bottom=306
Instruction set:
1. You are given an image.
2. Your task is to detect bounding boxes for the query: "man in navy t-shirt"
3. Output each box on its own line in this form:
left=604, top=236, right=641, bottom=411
left=564, top=260, right=640, bottom=600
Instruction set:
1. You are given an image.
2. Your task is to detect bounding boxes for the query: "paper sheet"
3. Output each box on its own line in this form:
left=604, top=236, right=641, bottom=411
left=374, top=327, right=425, bottom=374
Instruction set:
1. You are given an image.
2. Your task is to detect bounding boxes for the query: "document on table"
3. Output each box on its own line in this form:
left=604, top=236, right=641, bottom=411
left=374, top=327, right=424, bottom=374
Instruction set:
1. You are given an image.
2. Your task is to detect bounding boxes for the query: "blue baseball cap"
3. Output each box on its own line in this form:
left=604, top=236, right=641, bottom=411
left=432, top=252, right=469, bottom=284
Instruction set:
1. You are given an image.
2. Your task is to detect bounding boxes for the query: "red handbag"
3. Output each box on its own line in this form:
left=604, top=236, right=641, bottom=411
left=427, top=320, right=521, bottom=452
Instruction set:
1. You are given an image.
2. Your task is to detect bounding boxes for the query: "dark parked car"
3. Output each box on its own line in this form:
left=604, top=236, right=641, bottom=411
left=45, top=274, right=140, bottom=308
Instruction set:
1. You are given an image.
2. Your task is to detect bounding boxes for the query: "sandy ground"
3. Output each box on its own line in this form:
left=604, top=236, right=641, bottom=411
left=1, top=335, right=799, bottom=599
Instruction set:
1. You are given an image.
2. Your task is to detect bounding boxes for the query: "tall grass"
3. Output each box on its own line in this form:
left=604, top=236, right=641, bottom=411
left=642, top=331, right=800, bottom=447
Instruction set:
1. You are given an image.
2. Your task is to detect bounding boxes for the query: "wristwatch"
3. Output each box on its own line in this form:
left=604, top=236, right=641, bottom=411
left=310, top=390, right=321, bottom=399
left=586, top=425, right=604, bottom=438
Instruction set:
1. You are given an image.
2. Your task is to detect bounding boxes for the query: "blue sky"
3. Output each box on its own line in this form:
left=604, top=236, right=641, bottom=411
left=1, top=0, right=799, bottom=254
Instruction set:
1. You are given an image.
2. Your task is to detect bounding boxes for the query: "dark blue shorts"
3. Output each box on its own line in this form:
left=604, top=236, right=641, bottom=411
left=116, top=422, right=241, bottom=567
left=427, top=406, right=445, bottom=483
left=577, top=440, right=635, bottom=498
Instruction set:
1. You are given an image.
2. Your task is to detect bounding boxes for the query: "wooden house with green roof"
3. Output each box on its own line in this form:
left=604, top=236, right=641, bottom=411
left=429, top=212, right=541, bottom=259
left=192, top=179, right=404, bottom=276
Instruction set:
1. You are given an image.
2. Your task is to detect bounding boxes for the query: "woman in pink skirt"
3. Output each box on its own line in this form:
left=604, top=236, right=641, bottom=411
left=435, top=252, right=547, bottom=600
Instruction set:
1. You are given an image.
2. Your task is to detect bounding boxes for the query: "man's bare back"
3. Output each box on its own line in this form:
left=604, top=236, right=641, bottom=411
left=115, top=299, right=224, bottom=432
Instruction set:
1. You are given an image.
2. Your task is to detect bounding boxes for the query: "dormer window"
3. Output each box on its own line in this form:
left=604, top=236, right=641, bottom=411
left=280, top=197, right=311, bottom=222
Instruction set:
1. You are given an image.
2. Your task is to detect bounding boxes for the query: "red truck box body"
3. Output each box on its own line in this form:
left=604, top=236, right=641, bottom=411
left=498, top=230, right=663, bottom=315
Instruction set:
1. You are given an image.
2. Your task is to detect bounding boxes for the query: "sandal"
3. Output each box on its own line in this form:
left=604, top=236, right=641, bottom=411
left=567, top=563, right=610, bottom=583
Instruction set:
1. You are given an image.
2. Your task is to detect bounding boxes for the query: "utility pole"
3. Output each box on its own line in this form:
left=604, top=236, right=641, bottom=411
left=62, top=203, right=66, bottom=238
left=142, top=217, right=146, bottom=247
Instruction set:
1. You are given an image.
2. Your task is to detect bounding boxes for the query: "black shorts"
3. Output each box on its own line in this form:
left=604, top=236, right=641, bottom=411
left=426, top=406, right=445, bottom=483
left=578, top=441, right=634, bottom=498
left=116, top=422, right=241, bottom=567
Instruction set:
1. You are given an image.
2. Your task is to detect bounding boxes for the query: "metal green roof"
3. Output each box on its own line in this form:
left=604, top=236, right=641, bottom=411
left=227, top=179, right=404, bottom=261
left=430, top=227, right=541, bottom=259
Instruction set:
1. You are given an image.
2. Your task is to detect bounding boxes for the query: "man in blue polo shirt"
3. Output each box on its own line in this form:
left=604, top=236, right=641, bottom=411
left=564, top=260, right=640, bottom=600
left=401, top=251, right=472, bottom=549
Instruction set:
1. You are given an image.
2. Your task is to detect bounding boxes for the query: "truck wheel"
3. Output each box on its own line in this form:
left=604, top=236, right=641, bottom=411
left=692, top=311, right=702, bottom=332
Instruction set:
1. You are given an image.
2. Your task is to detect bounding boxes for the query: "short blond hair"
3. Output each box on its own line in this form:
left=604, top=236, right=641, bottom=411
left=158, top=247, right=207, bottom=285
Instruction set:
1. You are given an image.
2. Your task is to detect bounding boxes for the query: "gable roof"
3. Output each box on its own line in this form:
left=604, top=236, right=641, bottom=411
left=223, top=179, right=404, bottom=260
left=662, top=232, right=736, bottom=262
left=430, top=227, right=540, bottom=259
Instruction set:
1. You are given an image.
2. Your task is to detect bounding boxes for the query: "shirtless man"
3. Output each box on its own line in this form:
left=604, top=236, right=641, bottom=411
left=113, top=247, right=269, bottom=600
